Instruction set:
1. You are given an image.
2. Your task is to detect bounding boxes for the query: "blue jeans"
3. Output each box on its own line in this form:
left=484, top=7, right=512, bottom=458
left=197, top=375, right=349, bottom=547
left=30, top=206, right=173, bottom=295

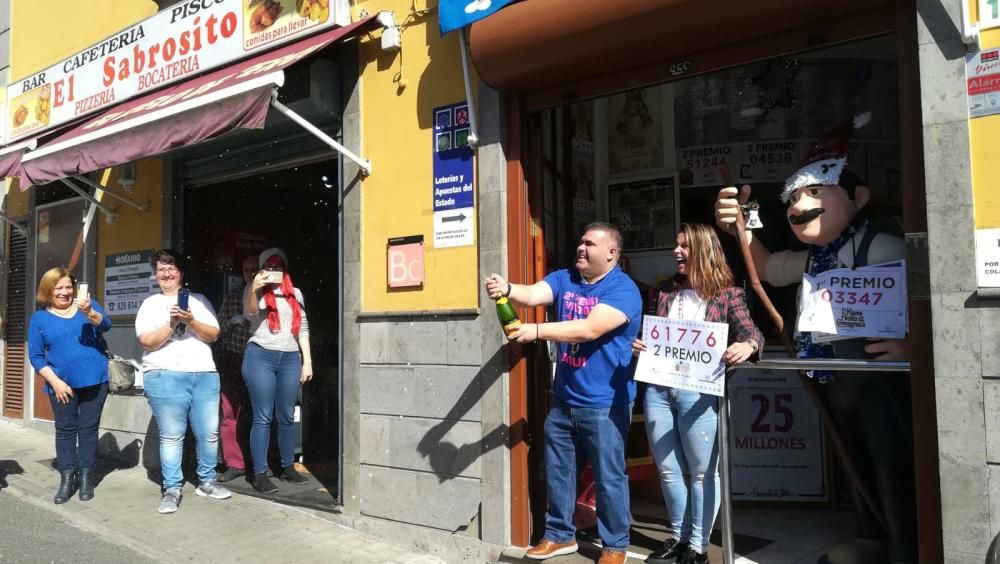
left=242, top=342, right=301, bottom=475
left=543, top=400, right=633, bottom=550
left=143, top=370, right=221, bottom=490
left=644, top=385, right=720, bottom=551
left=49, top=383, right=109, bottom=471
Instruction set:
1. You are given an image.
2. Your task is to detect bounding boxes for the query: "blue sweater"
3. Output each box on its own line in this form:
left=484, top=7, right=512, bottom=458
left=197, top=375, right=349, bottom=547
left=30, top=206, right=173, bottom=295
left=28, top=302, right=112, bottom=393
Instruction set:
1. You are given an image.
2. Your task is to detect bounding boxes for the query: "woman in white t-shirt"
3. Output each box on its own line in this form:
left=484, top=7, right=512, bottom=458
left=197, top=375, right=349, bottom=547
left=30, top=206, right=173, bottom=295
left=633, top=224, right=763, bottom=564
left=135, top=249, right=230, bottom=514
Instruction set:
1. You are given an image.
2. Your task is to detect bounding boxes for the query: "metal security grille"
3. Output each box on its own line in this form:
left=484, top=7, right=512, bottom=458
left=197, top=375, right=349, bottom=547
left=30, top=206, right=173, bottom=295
left=3, top=226, right=28, bottom=418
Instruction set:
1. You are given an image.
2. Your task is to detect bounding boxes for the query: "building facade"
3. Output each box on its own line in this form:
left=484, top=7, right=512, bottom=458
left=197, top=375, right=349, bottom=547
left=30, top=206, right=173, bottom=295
left=0, top=0, right=997, bottom=562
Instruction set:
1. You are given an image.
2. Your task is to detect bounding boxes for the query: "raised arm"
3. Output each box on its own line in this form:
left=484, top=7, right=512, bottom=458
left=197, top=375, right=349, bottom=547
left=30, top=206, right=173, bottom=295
left=715, top=185, right=773, bottom=283
left=485, top=273, right=554, bottom=307
left=182, top=296, right=220, bottom=343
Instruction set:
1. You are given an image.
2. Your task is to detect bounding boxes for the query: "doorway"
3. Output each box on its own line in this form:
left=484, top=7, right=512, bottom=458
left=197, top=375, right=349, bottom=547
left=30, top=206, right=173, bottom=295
left=517, top=33, right=915, bottom=563
left=181, top=160, right=342, bottom=509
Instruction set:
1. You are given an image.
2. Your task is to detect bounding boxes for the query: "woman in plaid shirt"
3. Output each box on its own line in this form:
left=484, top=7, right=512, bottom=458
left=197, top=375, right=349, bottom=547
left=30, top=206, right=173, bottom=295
left=634, top=223, right=763, bottom=564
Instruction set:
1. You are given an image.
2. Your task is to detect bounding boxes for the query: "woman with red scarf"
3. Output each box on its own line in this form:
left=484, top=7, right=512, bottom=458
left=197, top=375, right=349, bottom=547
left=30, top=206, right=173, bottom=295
left=242, top=248, right=313, bottom=493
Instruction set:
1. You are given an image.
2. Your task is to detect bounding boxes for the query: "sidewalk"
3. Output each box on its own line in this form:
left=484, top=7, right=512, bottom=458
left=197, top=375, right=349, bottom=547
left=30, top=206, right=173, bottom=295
left=0, top=419, right=446, bottom=564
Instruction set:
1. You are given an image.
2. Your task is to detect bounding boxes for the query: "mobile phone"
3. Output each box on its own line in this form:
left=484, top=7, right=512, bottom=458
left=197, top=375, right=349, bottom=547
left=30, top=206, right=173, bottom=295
left=177, top=288, right=190, bottom=311
left=77, top=282, right=89, bottom=299
left=262, top=271, right=284, bottom=285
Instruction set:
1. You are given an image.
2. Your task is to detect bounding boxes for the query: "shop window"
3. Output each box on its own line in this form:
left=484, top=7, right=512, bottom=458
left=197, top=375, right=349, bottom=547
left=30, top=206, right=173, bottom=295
left=540, top=34, right=901, bottom=325
left=34, top=198, right=88, bottom=283
left=528, top=33, right=905, bottom=555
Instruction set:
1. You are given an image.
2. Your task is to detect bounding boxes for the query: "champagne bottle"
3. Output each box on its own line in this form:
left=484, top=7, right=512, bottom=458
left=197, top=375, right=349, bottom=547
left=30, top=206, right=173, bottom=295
left=495, top=296, right=521, bottom=336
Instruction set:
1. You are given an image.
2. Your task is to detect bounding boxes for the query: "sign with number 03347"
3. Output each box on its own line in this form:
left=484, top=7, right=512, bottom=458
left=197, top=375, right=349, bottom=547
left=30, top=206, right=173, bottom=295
left=797, top=261, right=907, bottom=341
left=634, top=315, right=729, bottom=396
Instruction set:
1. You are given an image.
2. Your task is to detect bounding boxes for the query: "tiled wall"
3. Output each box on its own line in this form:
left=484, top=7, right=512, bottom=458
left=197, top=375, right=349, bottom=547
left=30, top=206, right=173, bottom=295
left=338, top=39, right=509, bottom=558
left=917, top=0, right=995, bottom=560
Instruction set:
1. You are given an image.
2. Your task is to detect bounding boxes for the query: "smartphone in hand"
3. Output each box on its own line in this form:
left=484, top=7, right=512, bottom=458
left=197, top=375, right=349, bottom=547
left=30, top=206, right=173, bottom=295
left=261, top=271, right=284, bottom=285
left=75, top=282, right=89, bottom=308
left=177, top=288, right=190, bottom=311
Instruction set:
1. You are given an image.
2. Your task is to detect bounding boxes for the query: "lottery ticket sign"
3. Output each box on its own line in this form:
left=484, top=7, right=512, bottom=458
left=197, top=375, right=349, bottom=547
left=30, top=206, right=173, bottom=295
left=634, top=315, right=729, bottom=396
left=797, top=261, right=907, bottom=341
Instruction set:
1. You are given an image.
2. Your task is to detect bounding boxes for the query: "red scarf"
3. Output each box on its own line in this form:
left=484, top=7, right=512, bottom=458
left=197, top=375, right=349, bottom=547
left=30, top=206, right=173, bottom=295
left=262, top=272, right=302, bottom=336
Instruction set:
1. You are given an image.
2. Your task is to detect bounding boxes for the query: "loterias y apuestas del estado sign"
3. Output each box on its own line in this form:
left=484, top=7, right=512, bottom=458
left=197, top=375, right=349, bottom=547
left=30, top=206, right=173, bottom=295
left=6, top=0, right=348, bottom=143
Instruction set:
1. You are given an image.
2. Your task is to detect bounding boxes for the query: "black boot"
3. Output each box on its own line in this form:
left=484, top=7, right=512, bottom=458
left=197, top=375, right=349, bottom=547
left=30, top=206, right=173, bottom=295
left=78, top=468, right=95, bottom=501
left=53, top=469, right=77, bottom=505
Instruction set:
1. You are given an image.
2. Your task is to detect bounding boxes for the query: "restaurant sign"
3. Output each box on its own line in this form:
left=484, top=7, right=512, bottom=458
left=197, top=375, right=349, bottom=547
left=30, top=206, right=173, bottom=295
left=6, top=0, right=348, bottom=143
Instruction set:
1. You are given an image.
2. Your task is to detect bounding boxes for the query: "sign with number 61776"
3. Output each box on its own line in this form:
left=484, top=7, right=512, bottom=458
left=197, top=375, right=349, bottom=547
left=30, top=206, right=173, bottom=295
left=634, top=315, right=730, bottom=396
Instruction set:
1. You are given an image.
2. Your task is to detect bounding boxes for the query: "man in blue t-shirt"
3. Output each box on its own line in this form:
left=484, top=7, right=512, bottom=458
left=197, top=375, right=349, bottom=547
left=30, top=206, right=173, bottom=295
left=486, top=222, right=642, bottom=564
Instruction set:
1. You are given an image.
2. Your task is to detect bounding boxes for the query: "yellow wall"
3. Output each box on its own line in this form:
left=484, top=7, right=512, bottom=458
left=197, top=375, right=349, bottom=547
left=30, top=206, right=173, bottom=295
left=10, top=0, right=157, bottom=81
left=4, top=178, right=28, bottom=217
left=971, top=117, right=1000, bottom=228
left=972, top=2, right=1000, bottom=228
left=355, top=0, right=480, bottom=312
left=94, top=162, right=164, bottom=303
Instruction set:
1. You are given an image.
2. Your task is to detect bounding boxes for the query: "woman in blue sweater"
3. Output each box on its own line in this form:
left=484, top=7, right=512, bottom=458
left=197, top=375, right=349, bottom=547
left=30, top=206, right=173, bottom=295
left=28, top=267, right=112, bottom=504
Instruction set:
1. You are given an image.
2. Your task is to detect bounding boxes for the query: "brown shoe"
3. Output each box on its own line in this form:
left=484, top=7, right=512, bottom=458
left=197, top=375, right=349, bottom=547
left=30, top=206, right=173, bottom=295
left=524, top=539, right=579, bottom=560
left=598, top=548, right=627, bottom=564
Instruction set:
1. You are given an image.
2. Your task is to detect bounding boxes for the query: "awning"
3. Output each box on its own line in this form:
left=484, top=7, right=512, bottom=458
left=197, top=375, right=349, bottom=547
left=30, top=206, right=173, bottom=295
left=0, top=139, right=37, bottom=179
left=19, top=15, right=380, bottom=187
left=468, top=0, right=891, bottom=96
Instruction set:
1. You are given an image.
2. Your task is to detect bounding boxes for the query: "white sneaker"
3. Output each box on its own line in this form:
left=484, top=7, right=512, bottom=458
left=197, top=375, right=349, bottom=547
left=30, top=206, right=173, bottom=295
left=158, top=489, right=181, bottom=514
left=196, top=481, right=232, bottom=500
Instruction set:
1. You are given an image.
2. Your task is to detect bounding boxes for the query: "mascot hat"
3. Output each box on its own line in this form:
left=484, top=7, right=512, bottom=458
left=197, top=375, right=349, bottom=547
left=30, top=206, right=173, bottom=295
left=781, top=112, right=871, bottom=203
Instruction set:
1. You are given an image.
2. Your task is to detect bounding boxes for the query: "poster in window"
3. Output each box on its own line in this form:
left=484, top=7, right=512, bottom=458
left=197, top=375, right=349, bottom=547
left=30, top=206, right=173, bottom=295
left=728, top=361, right=828, bottom=502
left=608, top=176, right=676, bottom=251
left=38, top=211, right=50, bottom=243
left=608, top=87, right=664, bottom=175
left=571, top=102, right=597, bottom=236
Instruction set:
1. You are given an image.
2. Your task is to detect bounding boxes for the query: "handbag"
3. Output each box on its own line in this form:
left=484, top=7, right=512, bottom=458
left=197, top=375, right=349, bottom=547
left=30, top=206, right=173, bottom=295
left=107, top=355, right=140, bottom=393
left=98, top=333, right=140, bottom=394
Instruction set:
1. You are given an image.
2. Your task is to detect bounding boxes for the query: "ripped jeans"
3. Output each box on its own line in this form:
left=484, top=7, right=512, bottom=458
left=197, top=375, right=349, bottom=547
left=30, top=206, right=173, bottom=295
left=644, top=385, right=720, bottom=551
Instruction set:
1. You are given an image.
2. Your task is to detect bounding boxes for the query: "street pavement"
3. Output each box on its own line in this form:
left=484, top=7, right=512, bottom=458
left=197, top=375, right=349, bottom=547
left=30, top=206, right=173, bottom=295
left=0, top=494, right=158, bottom=564
left=0, top=419, right=446, bottom=564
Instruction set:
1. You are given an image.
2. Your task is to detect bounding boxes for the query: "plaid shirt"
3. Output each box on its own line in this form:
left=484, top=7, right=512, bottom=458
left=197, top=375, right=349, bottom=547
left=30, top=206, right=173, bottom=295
left=655, top=286, right=764, bottom=354
left=217, top=284, right=252, bottom=355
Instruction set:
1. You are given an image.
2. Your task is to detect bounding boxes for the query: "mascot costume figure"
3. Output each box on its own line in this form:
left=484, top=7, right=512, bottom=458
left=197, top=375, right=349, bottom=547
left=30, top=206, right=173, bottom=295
left=715, top=114, right=916, bottom=563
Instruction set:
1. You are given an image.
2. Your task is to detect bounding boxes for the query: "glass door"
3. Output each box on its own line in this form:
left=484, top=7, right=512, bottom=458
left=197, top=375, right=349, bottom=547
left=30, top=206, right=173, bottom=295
left=32, top=197, right=88, bottom=421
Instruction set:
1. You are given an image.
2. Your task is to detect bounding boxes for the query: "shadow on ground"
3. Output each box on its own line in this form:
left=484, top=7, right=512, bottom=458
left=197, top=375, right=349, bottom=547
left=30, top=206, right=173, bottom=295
left=0, top=460, right=25, bottom=491
left=40, top=431, right=143, bottom=488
